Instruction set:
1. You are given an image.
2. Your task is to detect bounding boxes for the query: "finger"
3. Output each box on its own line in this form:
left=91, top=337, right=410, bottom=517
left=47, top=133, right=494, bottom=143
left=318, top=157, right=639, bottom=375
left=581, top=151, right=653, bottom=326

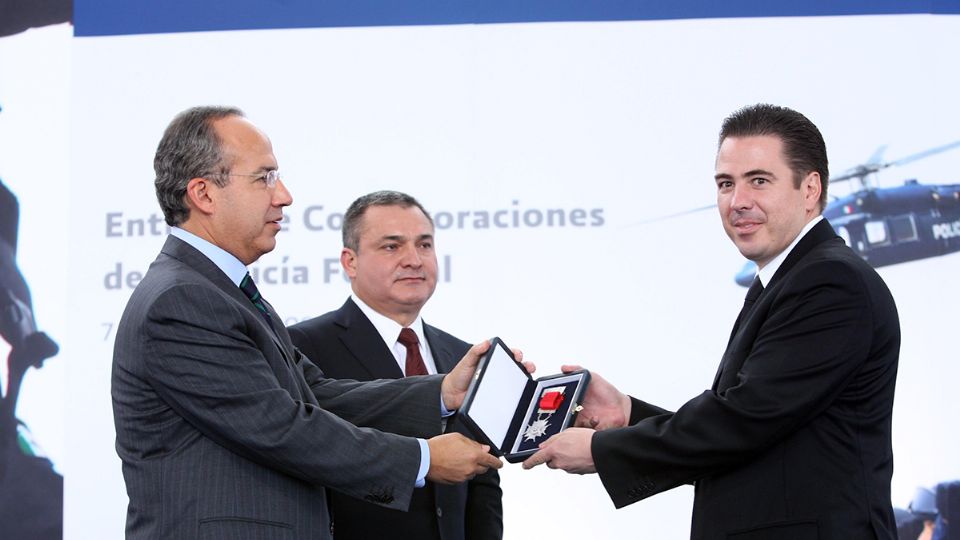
left=484, top=454, right=503, bottom=469
left=561, top=364, right=584, bottom=373
left=521, top=360, right=536, bottom=375
left=465, top=340, right=491, bottom=366
left=573, top=414, right=597, bottom=428
left=510, top=347, right=523, bottom=362
left=522, top=450, right=546, bottom=470
left=538, top=433, right=559, bottom=448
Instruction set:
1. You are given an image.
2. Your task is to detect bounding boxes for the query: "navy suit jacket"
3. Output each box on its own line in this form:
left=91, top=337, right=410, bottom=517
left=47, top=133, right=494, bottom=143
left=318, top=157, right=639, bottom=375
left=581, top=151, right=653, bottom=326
left=112, top=237, right=446, bottom=540
left=593, top=219, right=900, bottom=540
left=289, top=298, right=503, bottom=540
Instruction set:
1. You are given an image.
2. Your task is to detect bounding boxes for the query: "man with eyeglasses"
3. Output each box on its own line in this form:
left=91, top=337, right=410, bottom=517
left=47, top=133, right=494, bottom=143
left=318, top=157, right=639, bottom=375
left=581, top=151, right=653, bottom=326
left=112, top=106, right=506, bottom=540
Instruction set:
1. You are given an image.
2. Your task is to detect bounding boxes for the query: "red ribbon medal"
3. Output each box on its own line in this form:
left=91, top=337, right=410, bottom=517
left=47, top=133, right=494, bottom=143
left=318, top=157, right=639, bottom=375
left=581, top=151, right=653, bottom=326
left=539, top=390, right=565, bottom=411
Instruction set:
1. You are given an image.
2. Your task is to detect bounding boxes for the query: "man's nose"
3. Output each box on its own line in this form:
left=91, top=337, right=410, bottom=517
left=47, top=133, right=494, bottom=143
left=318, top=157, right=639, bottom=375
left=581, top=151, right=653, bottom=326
left=729, top=183, right=753, bottom=210
left=400, top=244, right=422, bottom=267
left=273, top=179, right=293, bottom=206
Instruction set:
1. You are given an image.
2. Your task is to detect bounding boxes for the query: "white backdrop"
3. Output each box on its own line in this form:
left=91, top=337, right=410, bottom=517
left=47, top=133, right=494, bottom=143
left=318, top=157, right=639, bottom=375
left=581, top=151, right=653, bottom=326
left=1, top=11, right=959, bottom=539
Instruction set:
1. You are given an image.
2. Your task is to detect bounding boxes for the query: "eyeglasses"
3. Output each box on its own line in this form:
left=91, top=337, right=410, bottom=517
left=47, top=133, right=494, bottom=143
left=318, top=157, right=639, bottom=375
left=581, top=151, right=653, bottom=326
left=222, top=170, right=281, bottom=188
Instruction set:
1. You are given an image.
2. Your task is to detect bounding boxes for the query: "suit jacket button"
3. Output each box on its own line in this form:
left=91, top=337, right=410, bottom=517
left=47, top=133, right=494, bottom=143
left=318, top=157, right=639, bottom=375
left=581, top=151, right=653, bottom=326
left=436, top=507, right=443, bottom=518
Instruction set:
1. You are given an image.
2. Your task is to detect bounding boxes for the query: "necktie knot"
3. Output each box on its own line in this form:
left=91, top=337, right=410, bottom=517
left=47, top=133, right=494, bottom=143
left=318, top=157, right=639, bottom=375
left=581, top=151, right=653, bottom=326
left=239, top=273, right=272, bottom=324
left=398, top=328, right=419, bottom=347
left=398, top=328, right=427, bottom=376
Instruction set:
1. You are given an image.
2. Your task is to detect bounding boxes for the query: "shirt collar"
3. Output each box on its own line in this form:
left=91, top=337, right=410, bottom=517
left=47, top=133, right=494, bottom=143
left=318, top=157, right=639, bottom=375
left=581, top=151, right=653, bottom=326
left=170, top=227, right=249, bottom=286
left=756, top=215, right=823, bottom=287
left=350, top=293, right=426, bottom=347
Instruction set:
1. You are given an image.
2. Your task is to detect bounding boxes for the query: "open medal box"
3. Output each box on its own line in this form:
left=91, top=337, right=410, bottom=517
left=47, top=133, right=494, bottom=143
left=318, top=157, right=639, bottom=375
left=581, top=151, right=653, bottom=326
left=457, top=337, right=591, bottom=463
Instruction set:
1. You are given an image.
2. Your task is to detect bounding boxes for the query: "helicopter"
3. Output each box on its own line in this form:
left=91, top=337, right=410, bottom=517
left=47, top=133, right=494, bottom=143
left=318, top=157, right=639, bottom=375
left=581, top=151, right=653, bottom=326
left=732, top=140, right=960, bottom=286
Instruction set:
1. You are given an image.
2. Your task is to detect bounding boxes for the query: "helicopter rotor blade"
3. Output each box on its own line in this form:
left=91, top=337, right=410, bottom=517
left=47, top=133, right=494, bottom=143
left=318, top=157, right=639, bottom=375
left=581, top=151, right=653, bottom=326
left=830, top=139, right=960, bottom=184
left=629, top=203, right=716, bottom=226
left=831, top=166, right=872, bottom=183
left=865, top=145, right=887, bottom=167
left=887, top=140, right=960, bottom=168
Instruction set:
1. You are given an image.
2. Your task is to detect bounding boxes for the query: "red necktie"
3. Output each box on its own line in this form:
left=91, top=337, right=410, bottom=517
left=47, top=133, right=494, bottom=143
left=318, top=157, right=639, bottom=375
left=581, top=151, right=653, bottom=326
left=398, top=328, right=428, bottom=376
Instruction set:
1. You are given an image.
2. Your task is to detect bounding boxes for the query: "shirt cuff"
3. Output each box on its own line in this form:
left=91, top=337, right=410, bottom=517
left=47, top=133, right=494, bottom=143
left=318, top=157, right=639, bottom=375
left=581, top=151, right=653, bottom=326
left=416, top=438, right=430, bottom=487
left=440, top=394, right=455, bottom=417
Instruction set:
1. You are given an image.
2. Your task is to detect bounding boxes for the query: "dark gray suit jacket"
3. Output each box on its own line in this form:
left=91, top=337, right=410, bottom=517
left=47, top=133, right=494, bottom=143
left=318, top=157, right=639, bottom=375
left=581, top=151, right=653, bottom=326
left=112, top=236, right=445, bottom=540
left=593, top=219, right=900, bottom=540
left=288, top=298, right=502, bottom=540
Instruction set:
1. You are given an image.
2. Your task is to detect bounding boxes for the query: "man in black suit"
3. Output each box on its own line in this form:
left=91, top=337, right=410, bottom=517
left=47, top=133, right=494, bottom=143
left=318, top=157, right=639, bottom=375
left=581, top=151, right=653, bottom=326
left=289, top=190, right=502, bottom=540
left=112, top=107, right=505, bottom=539
left=524, top=104, right=901, bottom=539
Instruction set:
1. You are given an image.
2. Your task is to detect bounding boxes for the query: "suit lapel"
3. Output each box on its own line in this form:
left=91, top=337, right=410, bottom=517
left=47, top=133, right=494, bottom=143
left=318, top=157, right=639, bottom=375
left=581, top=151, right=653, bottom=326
left=336, top=299, right=404, bottom=379
left=713, top=219, right=839, bottom=391
left=424, top=323, right=457, bottom=374
left=161, top=236, right=292, bottom=360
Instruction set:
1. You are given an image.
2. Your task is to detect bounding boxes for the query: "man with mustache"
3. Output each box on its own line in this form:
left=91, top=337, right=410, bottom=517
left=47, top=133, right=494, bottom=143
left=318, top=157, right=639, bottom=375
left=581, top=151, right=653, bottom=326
left=289, top=190, right=502, bottom=540
left=112, top=107, right=504, bottom=540
left=524, top=104, right=901, bottom=539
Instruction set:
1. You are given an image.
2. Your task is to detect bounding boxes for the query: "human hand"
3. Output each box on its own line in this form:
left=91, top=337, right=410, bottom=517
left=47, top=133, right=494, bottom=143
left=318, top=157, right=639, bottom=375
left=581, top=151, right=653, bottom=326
left=427, top=433, right=503, bottom=484
left=562, top=365, right=630, bottom=430
left=441, top=340, right=533, bottom=410
left=521, top=427, right=596, bottom=474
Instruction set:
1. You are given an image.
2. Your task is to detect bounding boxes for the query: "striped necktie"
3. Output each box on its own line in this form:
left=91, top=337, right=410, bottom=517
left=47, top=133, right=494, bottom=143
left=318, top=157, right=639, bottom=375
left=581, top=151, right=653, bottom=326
left=239, top=273, right=272, bottom=324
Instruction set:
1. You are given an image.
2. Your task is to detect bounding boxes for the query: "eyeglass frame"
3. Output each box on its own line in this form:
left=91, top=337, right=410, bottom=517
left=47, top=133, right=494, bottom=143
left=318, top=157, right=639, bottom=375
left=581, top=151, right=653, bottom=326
left=209, top=170, right=281, bottom=188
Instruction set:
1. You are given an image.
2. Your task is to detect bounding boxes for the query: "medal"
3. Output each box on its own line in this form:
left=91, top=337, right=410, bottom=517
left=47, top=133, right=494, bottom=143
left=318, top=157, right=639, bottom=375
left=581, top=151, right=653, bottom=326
left=522, top=386, right=566, bottom=442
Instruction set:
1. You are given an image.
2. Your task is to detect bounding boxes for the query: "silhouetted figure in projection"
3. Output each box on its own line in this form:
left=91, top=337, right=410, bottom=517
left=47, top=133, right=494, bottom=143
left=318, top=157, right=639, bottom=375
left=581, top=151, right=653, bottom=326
left=0, top=179, right=62, bottom=539
left=933, top=481, right=960, bottom=540
left=1, top=2, right=71, bottom=535
left=896, top=506, right=925, bottom=540
left=907, top=486, right=939, bottom=540
left=0, top=0, right=71, bottom=37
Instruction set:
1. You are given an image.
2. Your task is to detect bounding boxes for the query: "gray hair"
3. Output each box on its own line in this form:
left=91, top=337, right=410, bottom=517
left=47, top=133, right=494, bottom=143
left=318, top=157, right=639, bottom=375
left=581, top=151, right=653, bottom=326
left=342, top=190, right=433, bottom=251
left=154, top=106, right=244, bottom=226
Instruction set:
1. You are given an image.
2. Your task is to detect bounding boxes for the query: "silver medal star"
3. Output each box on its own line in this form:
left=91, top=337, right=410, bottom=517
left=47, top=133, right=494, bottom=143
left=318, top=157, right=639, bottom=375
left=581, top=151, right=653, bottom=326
left=523, top=419, right=550, bottom=441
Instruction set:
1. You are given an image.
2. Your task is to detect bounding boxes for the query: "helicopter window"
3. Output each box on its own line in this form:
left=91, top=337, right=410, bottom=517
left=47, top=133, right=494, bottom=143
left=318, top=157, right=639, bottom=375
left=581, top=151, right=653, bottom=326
left=889, top=214, right=919, bottom=243
left=865, top=220, right=889, bottom=245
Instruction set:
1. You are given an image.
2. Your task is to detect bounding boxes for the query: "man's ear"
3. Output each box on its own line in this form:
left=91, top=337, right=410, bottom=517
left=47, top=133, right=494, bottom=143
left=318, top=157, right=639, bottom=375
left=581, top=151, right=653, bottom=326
left=185, top=177, right=216, bottom=216
left=341, top=248, right=358, bottom=279
left=802, top=171, right=821, bottom=213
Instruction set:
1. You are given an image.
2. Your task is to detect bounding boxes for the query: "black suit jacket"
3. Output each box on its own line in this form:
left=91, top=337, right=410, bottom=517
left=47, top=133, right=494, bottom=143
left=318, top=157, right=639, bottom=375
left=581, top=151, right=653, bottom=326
left=593, top=219, right=900, bottom=540
left=289, top=298, right=503, bottom=540
left=112, top=237, right=447, bottom=540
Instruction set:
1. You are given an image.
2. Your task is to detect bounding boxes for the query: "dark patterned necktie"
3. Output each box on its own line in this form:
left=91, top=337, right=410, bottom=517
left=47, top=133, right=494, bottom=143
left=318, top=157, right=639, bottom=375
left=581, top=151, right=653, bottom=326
left=239, top=273, right=272, bottom=324
left=398, top=328, right=428, bottom=376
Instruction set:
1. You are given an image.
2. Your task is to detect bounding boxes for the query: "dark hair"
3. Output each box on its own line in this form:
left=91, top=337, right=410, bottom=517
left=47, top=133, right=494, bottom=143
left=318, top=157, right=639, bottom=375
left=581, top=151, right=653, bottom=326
left=719, top=104, right=829, bottom=211
left=342, top=190, right=433, bottom=251
left=154, top=106, right=244, bottom=226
